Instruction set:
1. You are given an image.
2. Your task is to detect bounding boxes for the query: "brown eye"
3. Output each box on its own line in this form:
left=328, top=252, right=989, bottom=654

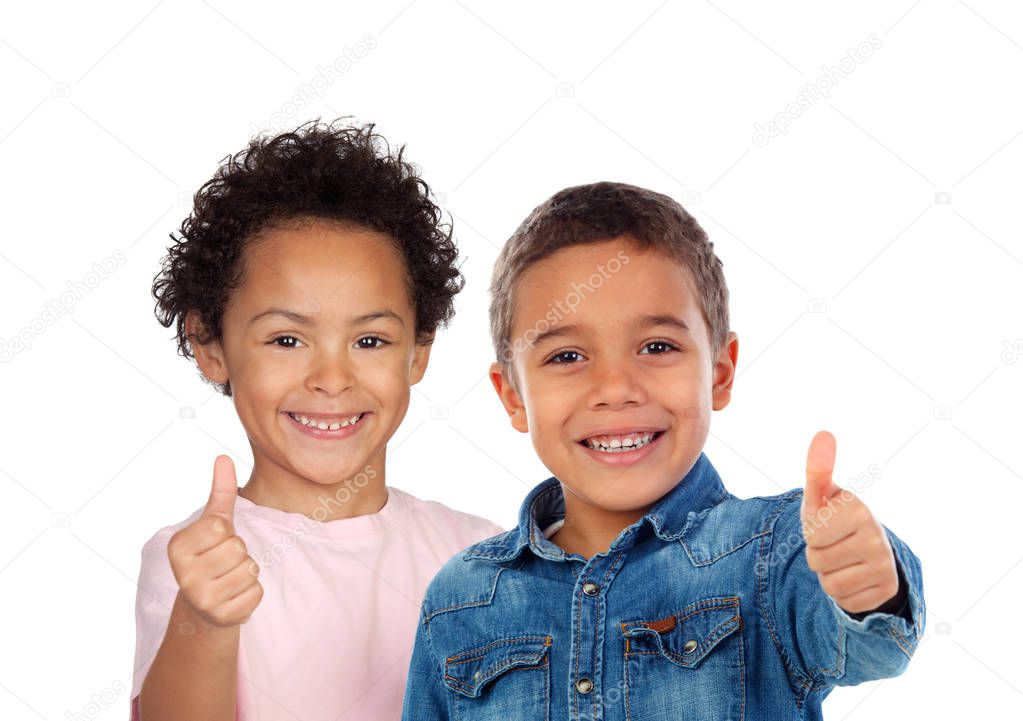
left=548, top=350, right=583, bottom=364
left=355, top=336, right=389, bottom=349
left=640, top=341, right=678, bottom=355
left=271, top=336, right=301, bottom=348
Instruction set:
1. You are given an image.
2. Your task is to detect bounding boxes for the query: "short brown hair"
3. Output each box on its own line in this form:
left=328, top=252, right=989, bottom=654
left=489, top=181, right=729, bottom=367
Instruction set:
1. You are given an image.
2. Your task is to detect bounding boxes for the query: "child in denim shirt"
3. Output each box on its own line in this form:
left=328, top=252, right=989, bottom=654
left=401, top=181, right=924, bottom=720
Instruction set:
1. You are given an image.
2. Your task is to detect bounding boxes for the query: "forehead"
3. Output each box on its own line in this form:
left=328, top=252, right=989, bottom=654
left=511, top=238, right=706, bottom=340
left=231, top=220, right=411, bottom=312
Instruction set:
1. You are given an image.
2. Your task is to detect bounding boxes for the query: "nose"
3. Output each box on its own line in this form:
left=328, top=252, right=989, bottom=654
left=587, top=351, right=647, bottom=410
left=304, top=345, right=355, bottom=396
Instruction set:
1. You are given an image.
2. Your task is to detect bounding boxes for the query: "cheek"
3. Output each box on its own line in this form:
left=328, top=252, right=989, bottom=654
left=524, top=394, right=567, bottom=441
left=244, top=357, right=301, bottom=400
left=389, top=374, right=412, bottom=410
left=359, top=356, right=411, bottom=405
left=662, top=358, right=712, bottom=404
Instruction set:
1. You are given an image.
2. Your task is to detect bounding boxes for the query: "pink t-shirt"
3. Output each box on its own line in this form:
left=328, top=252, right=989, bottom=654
left=130, top=486, right=503, bottom=720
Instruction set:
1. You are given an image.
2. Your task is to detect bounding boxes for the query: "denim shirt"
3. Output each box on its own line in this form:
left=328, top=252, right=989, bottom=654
left=401, top=452, right=925, bottom=721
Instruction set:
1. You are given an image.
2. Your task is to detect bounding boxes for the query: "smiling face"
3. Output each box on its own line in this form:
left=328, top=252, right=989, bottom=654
left=188, top=218, right=429, bottom=506
left=490, top=237, right=738, bottom=544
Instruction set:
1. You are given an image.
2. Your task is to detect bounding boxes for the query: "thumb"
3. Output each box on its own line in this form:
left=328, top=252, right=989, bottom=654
left=201, top=455, right=238, bottom=523
left=803, top=430, right=840, bottom=517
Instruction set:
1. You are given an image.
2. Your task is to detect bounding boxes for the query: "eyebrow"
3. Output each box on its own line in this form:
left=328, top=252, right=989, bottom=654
left=354, top=310, right=405, bottom=327
left=530, top=324, right=578, bottom=348
left=248, top=308, right=405, bottom=327
left=639, top=314, right=691, bottom=334
left=249, top=308, right=313, bottom=326
left=529, top=314, right=690, bottom=348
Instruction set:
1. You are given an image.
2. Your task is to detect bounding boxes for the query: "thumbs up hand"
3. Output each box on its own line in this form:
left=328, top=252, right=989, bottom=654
left=167, top=456, right=263, bottom=628
left=801, top=431, right=900, bottom=615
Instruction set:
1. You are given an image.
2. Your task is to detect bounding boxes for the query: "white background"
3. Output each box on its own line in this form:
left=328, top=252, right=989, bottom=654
left=2, top=1, right=1022, bottom=718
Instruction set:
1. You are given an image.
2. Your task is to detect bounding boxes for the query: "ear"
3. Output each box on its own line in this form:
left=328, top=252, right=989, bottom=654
left=185, top=310, right=229, bottom=387
left=711, top=331, right=739, bottom=411
left=489, top=362, right=528, bottom=433
left=409, top=339, right=433, bottom=386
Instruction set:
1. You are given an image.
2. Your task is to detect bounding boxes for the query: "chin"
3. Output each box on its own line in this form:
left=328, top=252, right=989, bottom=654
left=566, top=483, right=658, bottom=512
left=293, top=459, right=366, bottom=485
left=606, top=476, right=678, bottom=508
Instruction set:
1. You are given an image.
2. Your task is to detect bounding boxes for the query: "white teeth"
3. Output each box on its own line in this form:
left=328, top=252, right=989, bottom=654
left=584, top=432, right=657, bottom=453
left=289, top=412, right=362, bottom=430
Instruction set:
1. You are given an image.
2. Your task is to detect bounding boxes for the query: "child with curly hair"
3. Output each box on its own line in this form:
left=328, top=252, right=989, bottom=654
left=131, top=120, right=502, bottom=721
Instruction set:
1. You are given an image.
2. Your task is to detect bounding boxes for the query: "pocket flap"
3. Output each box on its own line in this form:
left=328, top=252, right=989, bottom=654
left=443, top=635, right=552, bottom=698
left=623, top=596, right=742, bottom=668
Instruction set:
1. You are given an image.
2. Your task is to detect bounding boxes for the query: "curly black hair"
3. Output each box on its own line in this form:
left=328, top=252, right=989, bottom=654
left=152, top=118, right=463, bottom=397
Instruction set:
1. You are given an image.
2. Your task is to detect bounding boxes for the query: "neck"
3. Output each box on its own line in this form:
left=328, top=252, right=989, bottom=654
left=548, top=485, right=652, bottom=559
left=238, top=450, right=388, bottom=522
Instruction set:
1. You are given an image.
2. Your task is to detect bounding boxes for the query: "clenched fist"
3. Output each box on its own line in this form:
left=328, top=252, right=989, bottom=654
left=167, top=456, right=263, bottom=627
left=801, top=431, right=901, bottom=615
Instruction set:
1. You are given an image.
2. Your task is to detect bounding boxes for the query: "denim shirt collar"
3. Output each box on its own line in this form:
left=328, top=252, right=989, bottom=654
left=463, top=452, right=729, bottom=564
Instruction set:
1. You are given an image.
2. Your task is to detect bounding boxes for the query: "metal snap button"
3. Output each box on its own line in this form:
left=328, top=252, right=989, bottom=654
left=473, top=670, right=482, bottom=681
left=682, top=639, right=698, bottom=654
left=576, top=677, right=594, bottom=694
left=582, top=582, right=599, bottom=596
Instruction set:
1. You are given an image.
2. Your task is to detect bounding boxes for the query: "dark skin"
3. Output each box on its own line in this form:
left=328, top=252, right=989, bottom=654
left=140, top=220, right=432, bottom=720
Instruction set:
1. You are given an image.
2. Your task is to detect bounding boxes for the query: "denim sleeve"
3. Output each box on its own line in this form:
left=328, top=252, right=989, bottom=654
left=401, top=607, right=451, bottom=721
left=760, top=496, right=926, bottom=692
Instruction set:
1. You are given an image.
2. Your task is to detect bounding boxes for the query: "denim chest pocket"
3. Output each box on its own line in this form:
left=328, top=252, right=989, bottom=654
left=443, top=634, right=552, bottom=721
left=621, top=596, right=745, bottom=721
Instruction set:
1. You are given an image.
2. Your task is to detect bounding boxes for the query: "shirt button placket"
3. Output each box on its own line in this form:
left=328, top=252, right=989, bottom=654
left=572, top=559, right=617, bottom=719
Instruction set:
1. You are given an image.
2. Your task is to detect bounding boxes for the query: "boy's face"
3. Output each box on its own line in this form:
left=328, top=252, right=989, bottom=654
left=191, top=219, right=429, bottom=487
left=491, top=237, right=738, bottom=520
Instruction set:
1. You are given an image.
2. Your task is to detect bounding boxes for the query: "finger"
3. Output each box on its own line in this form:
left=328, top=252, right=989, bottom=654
left=220, top=581, right=264, bottom=625
left=196, top=534, right=251, bottom=579
left=803, top=491, right=874, bottom=548
left=201, top=455, right=238, bottom=525
left=168, top=516, right=234, bottom=558
left=803, top=430, right=841, bottom=518
left=816, top=561, right=881, bottom=601
left=830, top=583, right=898, bottom=615
left=203, top=577, right=263, bottom=627
left=805, top=535, right=873, bottom=574
left=210, top=556, right=261, bottom=604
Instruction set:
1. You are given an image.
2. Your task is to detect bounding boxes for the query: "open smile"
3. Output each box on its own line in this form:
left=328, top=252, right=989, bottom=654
left=284, top=411, right=369, bottom=440
left=577, top=429, right=666, bottom=465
